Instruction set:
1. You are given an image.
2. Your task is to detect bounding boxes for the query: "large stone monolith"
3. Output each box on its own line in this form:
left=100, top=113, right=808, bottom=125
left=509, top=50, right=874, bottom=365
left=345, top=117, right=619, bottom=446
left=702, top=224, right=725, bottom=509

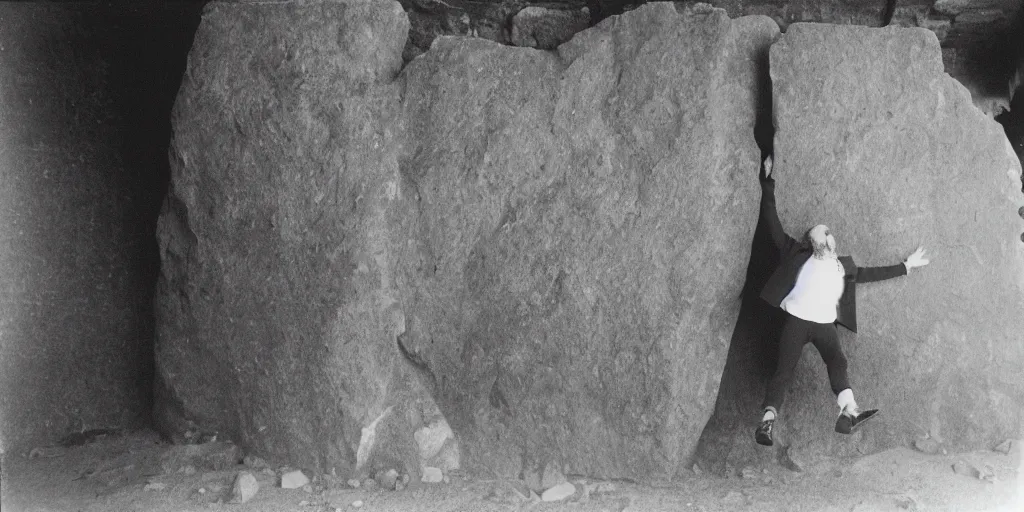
left=697, top=23, right=1024, bottom=472
left=155, top=0, right=432, bottom=476
left=396, top=3, right=775, bottom=480
left=156, top=0, right=778, bottom=480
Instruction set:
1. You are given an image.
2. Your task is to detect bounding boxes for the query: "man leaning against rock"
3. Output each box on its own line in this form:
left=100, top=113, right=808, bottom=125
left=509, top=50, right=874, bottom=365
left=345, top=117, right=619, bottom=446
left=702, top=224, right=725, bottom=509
left=754, top=155, right=931, bottom=447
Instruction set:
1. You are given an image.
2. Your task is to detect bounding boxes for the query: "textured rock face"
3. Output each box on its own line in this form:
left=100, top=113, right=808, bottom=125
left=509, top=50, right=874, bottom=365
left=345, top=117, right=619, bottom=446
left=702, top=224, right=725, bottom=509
left=158, top=0, right=775, bottom=479
left=698, top=23, right=1024, bottom=473
left=396, top=3, right=774, bottom=479
left=156, top=0, right=432, bottom=476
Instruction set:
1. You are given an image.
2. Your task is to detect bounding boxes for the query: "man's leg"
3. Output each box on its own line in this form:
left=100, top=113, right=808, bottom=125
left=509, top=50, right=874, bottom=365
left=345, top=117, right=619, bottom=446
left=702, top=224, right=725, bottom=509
left=809, top=324, right=878, bottom=434
left=808, top=323, right=850, bottom=396
left=756, top=315, right=809, bottom=446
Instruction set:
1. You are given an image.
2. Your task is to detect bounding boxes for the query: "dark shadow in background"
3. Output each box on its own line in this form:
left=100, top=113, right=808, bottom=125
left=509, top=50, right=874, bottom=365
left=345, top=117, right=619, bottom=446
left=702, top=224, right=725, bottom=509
left=995, top=7, right=1024, bottom=188
left=0, top=2, right=204, bottom=447
left=691, top=42, right=787, bottom=474
left=96, top=0, right=206, bottom=428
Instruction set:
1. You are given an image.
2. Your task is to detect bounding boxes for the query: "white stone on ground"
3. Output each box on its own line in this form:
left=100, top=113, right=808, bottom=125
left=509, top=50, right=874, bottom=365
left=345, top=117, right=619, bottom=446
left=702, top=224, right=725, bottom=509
left=230, top=471, right=259, bottom=503
left=281, top=469, right=310, bottom=489
left=540, top=482, right=576, bottom=502
left=422, top=466, right=443, bottom=483
left=414, top=420, right=453, bottom=461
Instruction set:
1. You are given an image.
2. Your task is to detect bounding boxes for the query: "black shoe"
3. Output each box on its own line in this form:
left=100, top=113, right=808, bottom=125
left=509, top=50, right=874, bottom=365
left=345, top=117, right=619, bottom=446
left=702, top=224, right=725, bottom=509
left=835, top=408, right=879, bottom=434
left=755, top=419, right=775, bottom=446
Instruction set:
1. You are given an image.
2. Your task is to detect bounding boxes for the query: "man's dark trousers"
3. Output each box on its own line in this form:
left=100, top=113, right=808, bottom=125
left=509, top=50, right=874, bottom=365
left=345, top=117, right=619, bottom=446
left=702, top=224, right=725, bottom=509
left=762, top=313, right=850, bottom=412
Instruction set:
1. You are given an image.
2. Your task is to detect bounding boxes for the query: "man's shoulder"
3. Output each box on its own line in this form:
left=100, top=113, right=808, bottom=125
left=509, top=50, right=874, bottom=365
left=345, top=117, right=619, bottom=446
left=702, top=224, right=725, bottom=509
left=838, top=255, right=857, bottom=273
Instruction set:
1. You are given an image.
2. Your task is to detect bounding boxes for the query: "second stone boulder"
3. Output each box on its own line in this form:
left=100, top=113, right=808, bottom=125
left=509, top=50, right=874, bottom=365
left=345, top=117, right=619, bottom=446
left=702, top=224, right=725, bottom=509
left=397, top=3, right=777, bottom=480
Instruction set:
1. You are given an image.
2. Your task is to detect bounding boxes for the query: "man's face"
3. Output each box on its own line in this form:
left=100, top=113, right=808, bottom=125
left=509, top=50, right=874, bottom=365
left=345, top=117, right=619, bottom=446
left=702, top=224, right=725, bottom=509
left=808, top=224, right=837, bottom=257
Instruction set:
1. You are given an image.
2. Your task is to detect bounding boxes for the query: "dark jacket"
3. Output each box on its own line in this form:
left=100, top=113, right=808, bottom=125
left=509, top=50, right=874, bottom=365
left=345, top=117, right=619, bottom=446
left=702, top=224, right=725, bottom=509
left=758, top=176, right=906, bottom=333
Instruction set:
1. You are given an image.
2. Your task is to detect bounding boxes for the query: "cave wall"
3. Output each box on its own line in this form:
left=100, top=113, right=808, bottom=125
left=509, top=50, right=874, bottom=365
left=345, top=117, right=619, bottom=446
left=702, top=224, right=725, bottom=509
left=0, top=2, right=200, bottom=452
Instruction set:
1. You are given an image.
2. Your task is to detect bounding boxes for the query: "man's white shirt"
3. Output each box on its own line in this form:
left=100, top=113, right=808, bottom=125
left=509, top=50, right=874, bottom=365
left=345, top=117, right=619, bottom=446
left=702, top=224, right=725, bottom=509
left=780, top=256, right=846, bottom=324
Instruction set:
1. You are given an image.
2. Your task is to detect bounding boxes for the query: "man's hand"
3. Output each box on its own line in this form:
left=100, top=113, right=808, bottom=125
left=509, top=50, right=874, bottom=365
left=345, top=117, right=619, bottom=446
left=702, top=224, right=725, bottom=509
left=904, top=246, right=930, bottom=271
left=763, top=155, right=773, bottom=178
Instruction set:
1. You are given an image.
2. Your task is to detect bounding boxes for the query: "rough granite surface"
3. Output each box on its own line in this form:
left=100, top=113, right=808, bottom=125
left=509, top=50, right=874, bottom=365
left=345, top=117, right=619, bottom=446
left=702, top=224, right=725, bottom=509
left=396, top=3, right=773, bottom=479
left=156, top=0, right=430, bottom=477
left=157, top=0, right=773, bottom=479
left=697, top=23, right=1024, bottom=473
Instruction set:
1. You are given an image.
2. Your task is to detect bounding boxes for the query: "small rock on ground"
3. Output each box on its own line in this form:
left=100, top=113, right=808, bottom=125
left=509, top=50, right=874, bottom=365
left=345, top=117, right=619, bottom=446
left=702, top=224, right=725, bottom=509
left=993, top=439, right=1015, bottom=454
left=541, top=481, right=576, bottom=502
left=414, top=420, right=453, bottom=461
left=281, top=470, right=310, bottom=489
left=951, top=461, right=981, bottom=479
left=375, top=468, right=399, bottom=490
left=347, top=478, right=361, bottom=488
left=914, top=438, right=942, bottom=454
left=421, top=466, right=443, bottom=483
left=230, top=471, right=259, bottom=504
left=144, top=482, right=167, bottom=491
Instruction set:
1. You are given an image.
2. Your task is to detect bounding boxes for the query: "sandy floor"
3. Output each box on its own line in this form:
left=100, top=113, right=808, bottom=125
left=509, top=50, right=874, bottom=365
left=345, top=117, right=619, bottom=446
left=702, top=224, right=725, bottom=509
left=1, top=430, right=1021, bottom=512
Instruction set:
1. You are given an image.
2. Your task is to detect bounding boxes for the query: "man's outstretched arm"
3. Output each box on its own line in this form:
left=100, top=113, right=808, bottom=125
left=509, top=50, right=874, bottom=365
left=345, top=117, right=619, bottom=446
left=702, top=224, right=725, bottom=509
left=760, top=155, right=798, bottom=253
left=856, top=247, right=930, bottom=283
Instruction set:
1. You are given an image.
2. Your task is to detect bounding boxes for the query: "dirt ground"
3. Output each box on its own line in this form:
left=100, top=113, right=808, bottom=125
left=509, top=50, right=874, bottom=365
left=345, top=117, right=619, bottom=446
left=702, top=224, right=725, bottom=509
left=1, top=429, right=1020, bottom=512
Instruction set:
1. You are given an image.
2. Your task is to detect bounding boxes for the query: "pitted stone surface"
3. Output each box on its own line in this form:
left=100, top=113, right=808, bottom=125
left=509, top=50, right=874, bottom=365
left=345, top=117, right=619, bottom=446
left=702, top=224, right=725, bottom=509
left=158, top=0, right=775, bottom=480
left=156, top=0, right=426, bottom=475
left=397, top=3, right=775, bottom=479
left=697, top=23, right=1024, bottom=472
